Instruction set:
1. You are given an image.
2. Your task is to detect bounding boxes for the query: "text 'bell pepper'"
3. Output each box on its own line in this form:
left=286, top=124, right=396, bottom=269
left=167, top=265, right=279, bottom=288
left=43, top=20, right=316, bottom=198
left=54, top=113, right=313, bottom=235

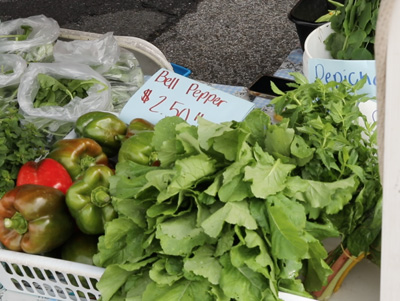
left=118, top=131, right=160, bottom=166
left=125, top=118, right=154, bottom=138
left=47, top=138, right=109, bottom=181
left=66, top=164, right=117, bottom=235
left=75, top=111, right=127, bottom=157
left=16, top=158, right=73, bottom=194
left=0, top=184, right=75, bottom=254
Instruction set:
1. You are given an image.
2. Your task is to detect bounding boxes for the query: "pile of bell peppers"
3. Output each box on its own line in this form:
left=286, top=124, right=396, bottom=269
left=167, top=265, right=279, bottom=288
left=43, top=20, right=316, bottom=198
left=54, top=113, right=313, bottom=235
left=0, top=111, right=157, bottom=264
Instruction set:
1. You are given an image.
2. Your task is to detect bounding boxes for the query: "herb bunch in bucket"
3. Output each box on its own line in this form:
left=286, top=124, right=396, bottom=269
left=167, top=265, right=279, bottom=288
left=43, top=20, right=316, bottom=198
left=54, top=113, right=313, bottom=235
left=324, top=0, right=381, bottom=60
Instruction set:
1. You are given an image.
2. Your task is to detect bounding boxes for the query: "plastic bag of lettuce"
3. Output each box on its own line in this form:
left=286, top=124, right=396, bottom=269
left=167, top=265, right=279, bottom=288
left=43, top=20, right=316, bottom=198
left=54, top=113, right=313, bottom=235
left=0, top=15, right=59, bottom=62
left=93, top=73, right=381, bottom=301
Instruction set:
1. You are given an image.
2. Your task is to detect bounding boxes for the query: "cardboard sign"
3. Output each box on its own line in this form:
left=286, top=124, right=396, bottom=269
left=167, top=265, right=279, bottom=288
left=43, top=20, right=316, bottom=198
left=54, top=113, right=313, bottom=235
left=307, top=58, right=377, bottom=98
left=119, top=69, right=255, bottom=125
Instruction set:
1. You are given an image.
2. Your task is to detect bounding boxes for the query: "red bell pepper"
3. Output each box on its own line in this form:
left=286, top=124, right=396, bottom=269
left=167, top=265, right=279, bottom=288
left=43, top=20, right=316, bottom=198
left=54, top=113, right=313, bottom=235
left=16, top=158, right=73, bottom=194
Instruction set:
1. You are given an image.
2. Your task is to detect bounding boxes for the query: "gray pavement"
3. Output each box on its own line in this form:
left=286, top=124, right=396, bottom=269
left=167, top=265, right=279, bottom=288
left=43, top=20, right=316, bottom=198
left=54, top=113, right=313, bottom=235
left=0, top=0, right=300, bottom=87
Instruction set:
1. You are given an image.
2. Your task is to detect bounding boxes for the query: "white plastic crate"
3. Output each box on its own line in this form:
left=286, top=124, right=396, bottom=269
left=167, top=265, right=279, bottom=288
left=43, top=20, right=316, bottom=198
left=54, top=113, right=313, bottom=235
left=0, top=249, right=104, bottom=300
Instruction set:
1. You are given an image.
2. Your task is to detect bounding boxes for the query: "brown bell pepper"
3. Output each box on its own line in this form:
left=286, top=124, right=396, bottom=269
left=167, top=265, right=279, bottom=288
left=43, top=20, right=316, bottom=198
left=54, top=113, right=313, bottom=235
left=47, top=138, right=109, bottom=180
left=0, top=184, right=75, bottom=254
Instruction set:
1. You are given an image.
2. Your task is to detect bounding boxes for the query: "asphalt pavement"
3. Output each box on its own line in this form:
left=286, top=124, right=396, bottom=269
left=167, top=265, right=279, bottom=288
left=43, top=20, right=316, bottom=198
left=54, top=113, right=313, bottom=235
left=0, top=0, right=300, bottom=87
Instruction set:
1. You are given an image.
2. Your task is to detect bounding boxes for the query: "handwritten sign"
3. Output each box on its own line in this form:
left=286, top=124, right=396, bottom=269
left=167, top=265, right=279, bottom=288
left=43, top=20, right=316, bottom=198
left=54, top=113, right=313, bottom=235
left=119, top=68, right=255, bottom=125
left=307, top=58, right=377, bottom=98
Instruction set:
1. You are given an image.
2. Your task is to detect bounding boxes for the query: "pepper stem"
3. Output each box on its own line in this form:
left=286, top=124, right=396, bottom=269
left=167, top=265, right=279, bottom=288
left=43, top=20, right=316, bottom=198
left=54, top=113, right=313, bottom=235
left=4, top=212, right=28, bottom=235
left=80, top=155, right=96, bottom=172
left=91, top=186, right=111, bottom=208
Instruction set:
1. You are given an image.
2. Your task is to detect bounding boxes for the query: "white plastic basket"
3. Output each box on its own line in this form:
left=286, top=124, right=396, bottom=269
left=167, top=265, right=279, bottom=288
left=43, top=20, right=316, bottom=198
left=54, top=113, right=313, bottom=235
left=58, top=28, right=173, bottom=76
left=0, top=28, right=173, bottom=301
left=0, top=249, right=104, bottom=300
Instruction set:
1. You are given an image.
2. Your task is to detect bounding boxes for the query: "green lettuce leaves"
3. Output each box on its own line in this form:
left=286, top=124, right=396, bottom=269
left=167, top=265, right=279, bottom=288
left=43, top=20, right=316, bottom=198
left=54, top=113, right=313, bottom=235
left=94, top=76, right=381, bottom=301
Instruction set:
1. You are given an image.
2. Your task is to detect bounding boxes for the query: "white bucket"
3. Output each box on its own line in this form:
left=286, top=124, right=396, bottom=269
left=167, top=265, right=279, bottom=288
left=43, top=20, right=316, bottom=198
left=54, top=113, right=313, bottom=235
left=302, top=22, right=333, bottom=77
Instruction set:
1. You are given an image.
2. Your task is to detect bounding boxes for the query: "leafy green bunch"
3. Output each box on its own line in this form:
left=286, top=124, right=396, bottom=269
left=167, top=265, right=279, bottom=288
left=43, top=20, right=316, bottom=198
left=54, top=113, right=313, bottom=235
left=324, top=0, right=380, bottom=60
left=92, top=74, right=381, bottom=300
left=34, top=73, right=108, bottom=108
left=270, top=74, right=381, bottom=260
left=0, top=106, right=48, bottom=197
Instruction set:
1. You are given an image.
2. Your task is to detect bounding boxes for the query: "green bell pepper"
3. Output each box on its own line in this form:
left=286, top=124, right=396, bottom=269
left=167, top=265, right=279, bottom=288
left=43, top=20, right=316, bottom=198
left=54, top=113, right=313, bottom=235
left=61, top=232, right=99, bottom=265
left=61, top=231, right=99, bottom=293
left=118, top=131, right=159, bottom=166
left=65, top=165, right=117, bottom=235
left=75, top=111, right=127, bottom=157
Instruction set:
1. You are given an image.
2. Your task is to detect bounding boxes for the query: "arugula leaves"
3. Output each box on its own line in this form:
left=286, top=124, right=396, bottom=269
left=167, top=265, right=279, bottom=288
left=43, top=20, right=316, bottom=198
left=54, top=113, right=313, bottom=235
left=33, top=73, right=108, bottom=108
left=94, top=74, right=381, bottom=300
left=271, top=73, right=381, bottom=254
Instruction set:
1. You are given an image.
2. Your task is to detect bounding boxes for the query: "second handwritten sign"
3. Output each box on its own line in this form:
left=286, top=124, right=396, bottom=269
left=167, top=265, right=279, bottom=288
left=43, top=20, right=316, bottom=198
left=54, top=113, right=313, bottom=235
left=119, top=68, right=255, bottom=125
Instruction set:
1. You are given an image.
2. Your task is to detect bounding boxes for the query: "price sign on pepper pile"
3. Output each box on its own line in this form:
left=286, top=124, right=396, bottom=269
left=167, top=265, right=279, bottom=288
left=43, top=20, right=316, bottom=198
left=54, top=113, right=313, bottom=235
left=119, top=68, right=255, bottom=125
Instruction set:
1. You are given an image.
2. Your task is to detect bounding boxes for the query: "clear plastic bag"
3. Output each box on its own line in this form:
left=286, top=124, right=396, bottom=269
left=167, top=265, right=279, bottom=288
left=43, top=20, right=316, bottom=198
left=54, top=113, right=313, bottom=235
left=17, top=62, right=112, bottom=132
left=0, top=53, right=27, bottom=108
left=54, top=34, right=144, bottom=111
left=53, top=32, right=120, bottom=73
left=0, top=53, right=27, bottom=87
left=0, top=15, right=59, bottom=62
left=102, top=48, right=144, bottom=111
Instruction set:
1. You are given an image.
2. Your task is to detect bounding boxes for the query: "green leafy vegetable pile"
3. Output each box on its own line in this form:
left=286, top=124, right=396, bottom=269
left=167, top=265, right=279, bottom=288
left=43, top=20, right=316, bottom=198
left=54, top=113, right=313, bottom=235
left=33, top=73, right=107, bottom=108
left=92, top=74, right=381, bottom=300
left=324, top=0, right=380, bottom=60
left=270, top=74, right=381, bottom=264
left=0, top=106, right=48, bottom=198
